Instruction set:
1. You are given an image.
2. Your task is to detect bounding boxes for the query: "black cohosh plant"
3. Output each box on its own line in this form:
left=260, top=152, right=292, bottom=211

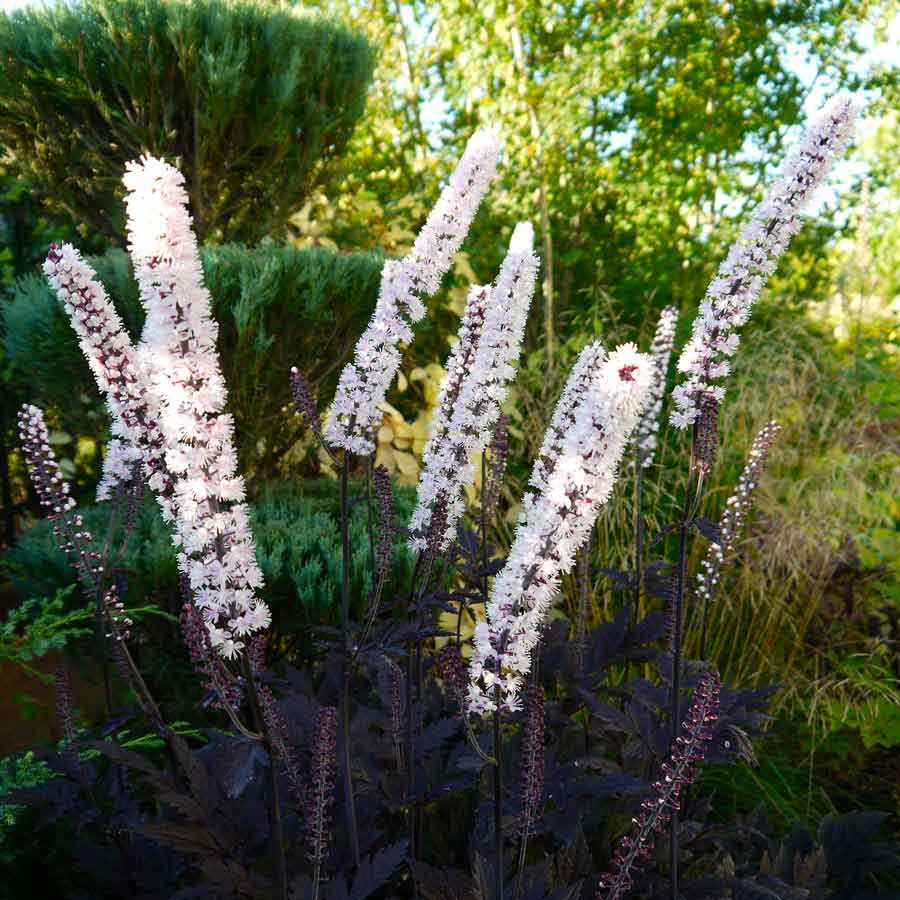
left=7, top=91, right=898, bottom=900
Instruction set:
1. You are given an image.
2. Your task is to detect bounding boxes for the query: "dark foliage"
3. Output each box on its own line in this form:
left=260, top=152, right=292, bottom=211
left=3, top=590, right=896, bottom=898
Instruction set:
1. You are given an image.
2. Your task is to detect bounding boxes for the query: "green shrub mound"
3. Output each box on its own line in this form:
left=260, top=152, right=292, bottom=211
left=2, top=244, right=384, bottom=480
left=0, top=0, right=374, bottom=243
left=4, top=480, right=416, bottom=630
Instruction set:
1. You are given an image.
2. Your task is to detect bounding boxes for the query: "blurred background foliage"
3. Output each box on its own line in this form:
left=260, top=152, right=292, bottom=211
left=0, top=0, right=897, bottom=838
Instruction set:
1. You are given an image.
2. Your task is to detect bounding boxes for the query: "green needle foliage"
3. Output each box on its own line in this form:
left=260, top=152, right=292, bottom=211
left=4, top=479, right=417, bottom=632
left=0, top=0, right=375, bottom=244
left=2, top=244, right=385, bottom=480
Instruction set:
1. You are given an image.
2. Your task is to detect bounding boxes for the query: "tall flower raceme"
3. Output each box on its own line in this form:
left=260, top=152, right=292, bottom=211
left=408, top=223, right=539, bottom=552
left=633, top=305, right=679, bottom=467
left=325, top=126, right=503, bottom=455
left=696, top=420, right=782, bottom=613
left=595, top=671, right=722, bottom=900
left=671, top=93, right=859, bottom=429
left=468, top=345, right=654, bottom=715
left=119, top=156, right=269, bottom=658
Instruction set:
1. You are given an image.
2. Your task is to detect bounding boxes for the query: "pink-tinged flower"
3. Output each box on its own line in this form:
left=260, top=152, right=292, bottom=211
left=408, top=222, right=538, bottom=552
left=671, top=93, right=859, bottom=428
left=468, top=345, right=653, bottom=715
left=596, top=671, right=722, bottom=900
left=326, top=126, right=502, bottom=455
left=634, top=306, right=678, bottom=466
left=42, top=244, right=169, bottom=505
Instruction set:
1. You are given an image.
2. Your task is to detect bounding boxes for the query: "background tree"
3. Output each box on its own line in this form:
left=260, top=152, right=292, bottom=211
left=0, top=0, right=375, bottom=244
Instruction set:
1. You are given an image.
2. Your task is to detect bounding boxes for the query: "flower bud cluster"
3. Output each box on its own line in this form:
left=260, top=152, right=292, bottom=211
left=389, top=660, right=405, bottom=769
left=290, top=366, right=329, bottom=451
left=18, top=405, right=102, bottom=593
left=672, top=93, right=858, bottom=428
left=468, top=345, right=653, bottom=714
left=373, top=463, right=396, bottom=579
left=103, top=585, right=133, bottom=642
left=435, top=644, right=468, bottom=716
left=483, top=414, right=509, bottom=515
left=691, top=395, right=720, bottom=477
left=695, top=420, right=781, bottom=609
left=306, top=706, right=339, bottom=867
left=596, top=671, right=722, bottom=899
left=327, top=127, right=502, bottom=454
left=519, top=683, right=545, bottom=838
left=54, top=664, right=76, bottom=747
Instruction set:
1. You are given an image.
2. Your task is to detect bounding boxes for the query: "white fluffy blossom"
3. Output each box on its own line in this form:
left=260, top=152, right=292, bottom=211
left=671, top=93, right=859, bottom=428
left=408, top=223, right=538, bottom=552
left=695, top=420, right=781, bottom=608
left=633, top=305, right=678, bottom=466
left=120, top=156, right=269, bottom=657
left=326, top=126, right=502, bottom=454
left=468, top=344, right=653, bottom=715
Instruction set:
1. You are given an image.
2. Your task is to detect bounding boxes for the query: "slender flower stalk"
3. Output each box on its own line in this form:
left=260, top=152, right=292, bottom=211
left=408, top=223, right=539, bottom=552
left=468, top=345, right=653, bottom=715
left=596, top=671, right=722, bottom=900
left=634, top=306, right=679, bottom=467
left=671, top=93, right=859, bottom=428
left=307, top=707, right=339, bottom=900
left=575, top=531, right=592, bottom=675
left=18, top=406, right=174, bottom=737
left=698, top=420, right=781, bottom=657
left=630, top=306, right=678, bottom=637
left=327, top=126, right=502, bottom=455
